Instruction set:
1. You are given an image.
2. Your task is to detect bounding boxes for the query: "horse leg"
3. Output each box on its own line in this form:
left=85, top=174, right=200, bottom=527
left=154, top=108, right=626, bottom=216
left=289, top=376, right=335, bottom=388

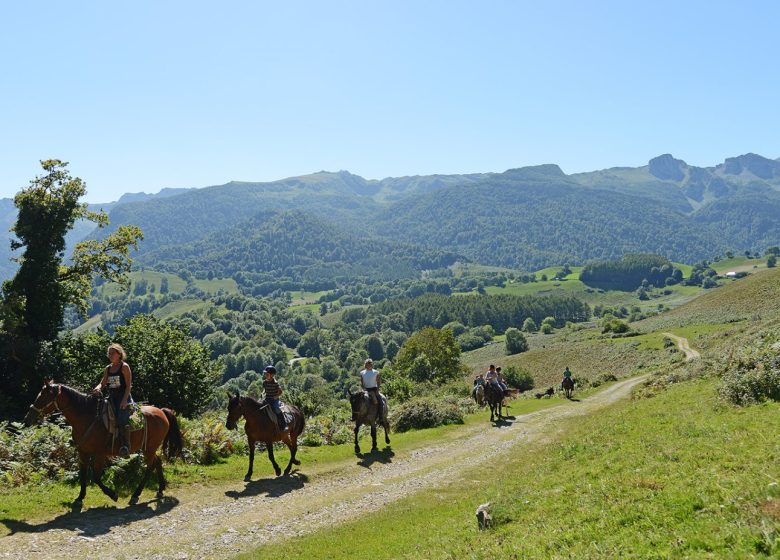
left=383, top=420, right=391, bottom=445
left=282, top=435, right=298, bottom=476
left=354, top=422, right=361, bottom=455
left=245, top=438, right=255, bottom=482
left=129, top=457, right=155, bottom=505
left=155, top=456, right=166, bottom=498
left=369, top=424, right=378, bottom=451
left=267, top=442, right=282, bottom=477
left=75, top=452, right=90, bottom=503
left=92, top=457, right=118, bottom=502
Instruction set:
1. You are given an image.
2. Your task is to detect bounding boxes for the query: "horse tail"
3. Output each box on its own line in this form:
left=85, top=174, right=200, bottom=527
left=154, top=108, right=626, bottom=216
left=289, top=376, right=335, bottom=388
left=295, top=407, right=305, bottom=436
left=162, top=408, right=183, bottom=459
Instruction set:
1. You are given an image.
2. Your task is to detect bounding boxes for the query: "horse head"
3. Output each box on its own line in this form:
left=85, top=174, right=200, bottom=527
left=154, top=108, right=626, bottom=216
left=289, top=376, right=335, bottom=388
left=347, top=388, right=367, bottom=421
left=225, top=392, right=242, bottom=430
left=24, top=380, right=60, bottom=426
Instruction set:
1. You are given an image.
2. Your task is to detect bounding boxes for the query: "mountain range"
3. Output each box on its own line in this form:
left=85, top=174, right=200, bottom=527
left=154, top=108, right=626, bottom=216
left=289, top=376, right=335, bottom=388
left=1, top=153, right=779, bottom=281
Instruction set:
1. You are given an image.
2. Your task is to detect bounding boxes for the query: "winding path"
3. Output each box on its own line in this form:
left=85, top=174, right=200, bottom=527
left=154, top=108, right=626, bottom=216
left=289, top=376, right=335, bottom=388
left=0, top=375, right=648, bottom=560
left=662, top=333, right=701, bottom=361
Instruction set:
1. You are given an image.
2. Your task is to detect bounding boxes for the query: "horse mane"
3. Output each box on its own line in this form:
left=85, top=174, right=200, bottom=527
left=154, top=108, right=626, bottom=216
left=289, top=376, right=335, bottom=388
left=240, top=395, right=267, bottom=413
left=58, top=384, right=99, bottom=411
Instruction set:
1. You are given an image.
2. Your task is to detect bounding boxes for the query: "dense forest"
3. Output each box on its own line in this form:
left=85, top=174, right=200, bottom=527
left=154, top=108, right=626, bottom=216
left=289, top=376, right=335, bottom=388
left=579, top=254, right=684, bottom=291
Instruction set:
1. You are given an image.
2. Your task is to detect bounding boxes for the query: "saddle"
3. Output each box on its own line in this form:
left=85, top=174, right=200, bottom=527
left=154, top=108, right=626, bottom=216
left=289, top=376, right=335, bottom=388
left=99, top=398, right=144, bottom=436
left=265, top=402, right=294, bottom=432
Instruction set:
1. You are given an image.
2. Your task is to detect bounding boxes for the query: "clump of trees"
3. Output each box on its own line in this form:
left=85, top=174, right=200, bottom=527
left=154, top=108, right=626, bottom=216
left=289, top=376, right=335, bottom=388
left=580, top=254, right=683, bottom=291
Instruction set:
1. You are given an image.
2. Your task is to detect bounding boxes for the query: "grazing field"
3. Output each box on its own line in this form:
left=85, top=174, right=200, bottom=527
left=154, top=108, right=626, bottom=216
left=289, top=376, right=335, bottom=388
left=251, top=378, right=780, bottom=559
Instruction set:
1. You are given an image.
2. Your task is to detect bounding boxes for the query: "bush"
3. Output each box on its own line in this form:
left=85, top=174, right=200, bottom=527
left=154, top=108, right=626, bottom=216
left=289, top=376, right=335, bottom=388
left=502, top=366, right=534, bottom=392
left=180, top=412, right=247, bottom=465
left=0, top=418, right=78, bottom=486
left=719, top=336, right=780, bottom=406
left=505, top=328, right=529, bottom=355
left=390, top=396, right=464, bottom=432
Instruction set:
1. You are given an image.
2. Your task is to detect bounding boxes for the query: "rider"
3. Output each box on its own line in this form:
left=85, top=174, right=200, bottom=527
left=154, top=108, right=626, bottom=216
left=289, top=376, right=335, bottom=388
left=94, top=343, right=133, bottom=457
left=562, top=366, right=573, bottom=385
left=360, top=359, right=383, bottom=416
left=496, top=366, right=509, bottom=393
left=262, top=366, right=288, bottom=432
left=485, top=364, right=500, bottom=390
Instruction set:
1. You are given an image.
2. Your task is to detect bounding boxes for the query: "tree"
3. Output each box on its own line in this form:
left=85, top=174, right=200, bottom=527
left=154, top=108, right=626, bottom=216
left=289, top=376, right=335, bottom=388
left=522, top=317, right=537, bottom=333
left=504, top=328, right=529, bottom=355
left=297, top=329, right=328, bottom=358
left=0, top=160, right=142, bottom=415
left=394, top=327, right=462, bottom=383
left=768, top=255, right=777, bottom=268
left=55, top=315, right=219, bottom=417
left=502, top=365, right=534, bottom=392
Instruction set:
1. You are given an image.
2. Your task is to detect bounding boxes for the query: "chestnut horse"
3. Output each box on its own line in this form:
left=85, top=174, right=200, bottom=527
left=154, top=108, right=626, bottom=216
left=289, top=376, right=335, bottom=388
left=24, top=382, right=182, bottom=505
left=225, top=393, right=305, bottom=481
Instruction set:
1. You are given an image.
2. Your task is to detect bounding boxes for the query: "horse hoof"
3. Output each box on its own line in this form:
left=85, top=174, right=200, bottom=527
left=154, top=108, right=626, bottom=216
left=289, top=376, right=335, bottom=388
left=156, top=491, right=164, bottom=499
left=371, top=447, right=378, bottom=452
left=274, top=469, right=282, bottom=477
left=244, top=475, right=252, bottom=482
left=283, top=469, right=291, bottom=476
left=129, top=496, right=139, bottom=506
left=354, top=447, right=361, bottom=455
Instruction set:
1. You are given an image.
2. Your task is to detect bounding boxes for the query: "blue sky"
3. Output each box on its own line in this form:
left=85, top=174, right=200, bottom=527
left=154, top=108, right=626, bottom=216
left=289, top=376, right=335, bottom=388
left=1, top=1, right=778, bottom=202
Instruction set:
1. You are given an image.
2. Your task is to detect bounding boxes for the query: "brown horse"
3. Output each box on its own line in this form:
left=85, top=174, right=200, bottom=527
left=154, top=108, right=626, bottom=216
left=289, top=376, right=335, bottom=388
left=484, top=383, right=504, bottom=422
left=562, top=377, right=575, bottom=399
left=24, top=381, right=182, bottom=505
left=348, top=389, right=390, bottom=454
left=225, top=393, right=305, bottom=481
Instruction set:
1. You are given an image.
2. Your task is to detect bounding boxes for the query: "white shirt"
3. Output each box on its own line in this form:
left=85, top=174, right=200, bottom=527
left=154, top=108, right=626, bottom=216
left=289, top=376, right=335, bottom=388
left=361, top=368, right=379, bottom=389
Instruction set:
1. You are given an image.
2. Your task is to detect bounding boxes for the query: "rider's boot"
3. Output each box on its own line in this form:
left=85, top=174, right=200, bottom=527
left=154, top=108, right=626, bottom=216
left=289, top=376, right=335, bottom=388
left=276, top=412, right=288, bottom=432
left=119, top=425, right=131, bottom=457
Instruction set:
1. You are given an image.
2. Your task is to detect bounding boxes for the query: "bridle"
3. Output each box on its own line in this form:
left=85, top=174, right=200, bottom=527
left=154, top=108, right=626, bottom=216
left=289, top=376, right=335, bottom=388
left=28, top=385, right=71, bottom=419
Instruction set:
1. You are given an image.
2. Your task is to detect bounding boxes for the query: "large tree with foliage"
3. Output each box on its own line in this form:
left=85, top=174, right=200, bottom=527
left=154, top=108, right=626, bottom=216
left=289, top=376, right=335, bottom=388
left=0, top=160, right=143, bottom=417
left=394, top=327, right=462, bottom=383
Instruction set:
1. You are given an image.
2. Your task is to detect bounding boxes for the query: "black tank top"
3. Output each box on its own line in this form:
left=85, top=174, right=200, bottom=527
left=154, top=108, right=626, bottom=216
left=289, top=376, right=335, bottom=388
left=106, top=362, right=128, bottom=401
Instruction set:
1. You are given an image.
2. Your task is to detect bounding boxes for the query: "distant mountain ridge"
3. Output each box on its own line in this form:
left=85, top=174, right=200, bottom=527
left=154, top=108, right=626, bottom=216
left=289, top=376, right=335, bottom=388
left=1, top=153, right=779, bottom=280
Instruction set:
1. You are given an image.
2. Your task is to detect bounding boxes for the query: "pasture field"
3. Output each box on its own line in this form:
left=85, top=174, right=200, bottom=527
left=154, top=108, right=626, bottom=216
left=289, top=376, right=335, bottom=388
left=247, top=377, right=780, bottom=559
left=193, top=277, right=239, bottom=294
left=97, top=270, right=187, bottom=297
left=151, top=299, right=210, bottom=320
left=711, top=256, right=769, bottom=274
left=288, top=290, right=331, bottom=306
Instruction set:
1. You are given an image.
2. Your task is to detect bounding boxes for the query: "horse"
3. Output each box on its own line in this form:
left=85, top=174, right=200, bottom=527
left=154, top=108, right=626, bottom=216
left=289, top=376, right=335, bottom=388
left=484, top=383, right=504, bottom=422
left=561, top=377, right=575, bottom=399
left=472, top=384, right=486, bottom=407
left=225, top=393, right=305, bottom=481
left=348, top=389, right=390, bottom=454
left=24, top=381, right=182, bottom=505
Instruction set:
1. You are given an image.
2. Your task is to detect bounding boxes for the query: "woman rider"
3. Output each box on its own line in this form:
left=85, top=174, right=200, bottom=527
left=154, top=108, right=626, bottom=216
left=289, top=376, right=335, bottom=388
left=94, top=343, right=134, bottom=457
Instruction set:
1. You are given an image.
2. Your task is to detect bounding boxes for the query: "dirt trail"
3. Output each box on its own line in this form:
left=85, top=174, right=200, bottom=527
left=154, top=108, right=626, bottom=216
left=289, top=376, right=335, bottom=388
left=662, top=333, right=701, bottom=361
left=0, top=375, right=648, bottom=560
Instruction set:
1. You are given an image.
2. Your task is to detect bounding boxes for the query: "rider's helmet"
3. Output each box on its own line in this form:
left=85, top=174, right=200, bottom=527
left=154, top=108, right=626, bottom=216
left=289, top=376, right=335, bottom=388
left=263, top=365, right=277, bottom=376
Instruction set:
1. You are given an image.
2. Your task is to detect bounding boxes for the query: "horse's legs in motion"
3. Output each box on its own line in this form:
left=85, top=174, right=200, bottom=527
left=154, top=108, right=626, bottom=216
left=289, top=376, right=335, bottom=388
left=92, top=456, right=118, bottom=502
left=155, top=456, right=166, bottom=497
left=130, top=449, right=162, bottom=505
left=282, top=432, right=299, bottom=476
left=382, top=419, right=391, bottom=445
left=353, top=421, right=362, bottom=455
left=266, top=441, right=282, bottom=477
left=75, top=451, right=90, bottom=503
left=245, top=438, right=256, bottom=482
left=370, top=424, right=378, bottom=451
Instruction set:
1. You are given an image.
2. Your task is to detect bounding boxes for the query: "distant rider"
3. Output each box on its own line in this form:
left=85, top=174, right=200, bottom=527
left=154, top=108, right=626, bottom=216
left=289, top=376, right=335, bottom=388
left=360, top=359, right=383, bottom=416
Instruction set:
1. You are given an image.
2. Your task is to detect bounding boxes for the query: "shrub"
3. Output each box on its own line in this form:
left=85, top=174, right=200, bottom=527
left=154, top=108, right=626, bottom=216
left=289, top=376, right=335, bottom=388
left=505, top=328, right=529, bottom=355
left=179, top=412, right=247, bottom=465
left=390, top=396, right=464, bottom=432
left=719, top=336, right=780, bottom=406
left=502, top=366, right=535, bottom=392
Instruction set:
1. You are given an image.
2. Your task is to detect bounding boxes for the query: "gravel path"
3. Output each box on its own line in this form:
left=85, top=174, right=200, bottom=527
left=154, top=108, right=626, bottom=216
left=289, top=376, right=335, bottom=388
left=662, top=333, right=701, bottom=361
left=0, top=375, right=647, bottom=560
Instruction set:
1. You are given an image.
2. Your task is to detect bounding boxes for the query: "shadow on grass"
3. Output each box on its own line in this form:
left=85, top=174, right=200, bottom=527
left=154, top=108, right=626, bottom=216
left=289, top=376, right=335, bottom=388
left=357, top=446, right=395, bottom=469
left=492, top=416, right=516, bottom=428
left=0, top=496, right=179, bottom=537
left=225, top=472, right=308, bottom=500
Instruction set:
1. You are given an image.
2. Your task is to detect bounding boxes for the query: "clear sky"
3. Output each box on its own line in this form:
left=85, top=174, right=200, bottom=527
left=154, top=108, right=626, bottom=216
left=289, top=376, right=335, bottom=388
left=1, top=1, right=779, bottom=202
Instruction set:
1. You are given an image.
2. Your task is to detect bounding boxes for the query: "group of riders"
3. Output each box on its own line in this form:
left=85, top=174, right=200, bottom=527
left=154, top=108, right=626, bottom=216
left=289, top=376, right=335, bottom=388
left=95, top=345, right=385, bottom=455
left=472, top=364, right=574, bottom=403
left=95, top=339, right=571, bottom=456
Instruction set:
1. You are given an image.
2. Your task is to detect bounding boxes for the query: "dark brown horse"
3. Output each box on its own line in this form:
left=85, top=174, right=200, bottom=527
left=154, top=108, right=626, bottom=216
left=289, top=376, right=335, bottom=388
left=484, top=383, right=504, bottom=422
left=225, top=393, right=305, bottom=481
left=348, top=389, right=390, bottom=454
left=24, top=382, right=182, bottom=505
left=562, top=377, right=575, bottom=399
